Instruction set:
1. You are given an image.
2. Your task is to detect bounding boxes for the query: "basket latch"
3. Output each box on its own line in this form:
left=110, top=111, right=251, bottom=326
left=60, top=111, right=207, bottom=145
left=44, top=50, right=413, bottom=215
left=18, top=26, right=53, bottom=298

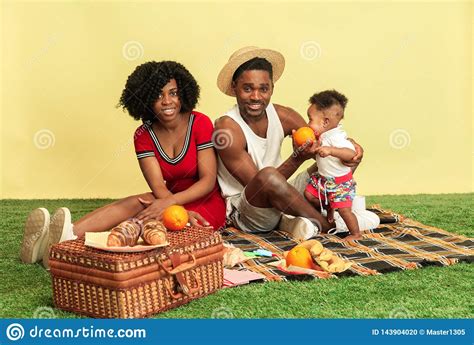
left=160, top=249, right=200, bottom=299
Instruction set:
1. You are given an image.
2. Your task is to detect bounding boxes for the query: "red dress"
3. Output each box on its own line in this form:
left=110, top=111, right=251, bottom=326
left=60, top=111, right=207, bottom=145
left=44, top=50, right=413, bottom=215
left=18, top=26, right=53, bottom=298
left=134, top=111, right=226, bottom=230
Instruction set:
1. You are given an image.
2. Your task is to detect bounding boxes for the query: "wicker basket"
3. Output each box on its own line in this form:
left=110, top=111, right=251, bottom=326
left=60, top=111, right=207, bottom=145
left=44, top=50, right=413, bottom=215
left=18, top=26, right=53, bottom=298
left=49, top=226, right=224, bottom=318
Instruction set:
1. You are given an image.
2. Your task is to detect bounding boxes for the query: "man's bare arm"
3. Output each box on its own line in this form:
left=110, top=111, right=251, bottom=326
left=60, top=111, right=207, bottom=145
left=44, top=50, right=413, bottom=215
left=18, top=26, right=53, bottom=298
left=274, top=104, right=307, bottom=136
left=214, top=116, right=259, bottom=188
left=274, top=104, right=318, bottom=179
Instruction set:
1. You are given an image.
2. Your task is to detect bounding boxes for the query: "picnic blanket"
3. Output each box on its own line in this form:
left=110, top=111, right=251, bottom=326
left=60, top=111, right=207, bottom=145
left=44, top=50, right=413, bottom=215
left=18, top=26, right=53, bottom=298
left=221, top=208, right=474, bottom=281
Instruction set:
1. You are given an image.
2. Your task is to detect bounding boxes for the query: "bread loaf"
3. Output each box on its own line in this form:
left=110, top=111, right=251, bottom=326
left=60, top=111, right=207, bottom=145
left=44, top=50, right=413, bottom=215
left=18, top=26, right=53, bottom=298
left=107, top=220, right=142, bottom=247
left=142, top=219, right=167, bottom=245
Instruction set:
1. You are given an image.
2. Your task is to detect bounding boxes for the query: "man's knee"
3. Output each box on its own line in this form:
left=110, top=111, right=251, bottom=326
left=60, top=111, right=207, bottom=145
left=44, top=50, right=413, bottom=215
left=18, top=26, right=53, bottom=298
left=254, top=167, right=286, bottom=191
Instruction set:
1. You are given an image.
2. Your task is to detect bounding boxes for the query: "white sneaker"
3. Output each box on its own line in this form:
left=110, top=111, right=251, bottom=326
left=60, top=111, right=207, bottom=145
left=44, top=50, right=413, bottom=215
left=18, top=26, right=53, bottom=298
left=330, top=209, right=380, bottom=234
left=279, top=214, right=319, bottom=240
left=20, top=208, right=50, bottom=264
left=42, top=207, right=76, bottom=269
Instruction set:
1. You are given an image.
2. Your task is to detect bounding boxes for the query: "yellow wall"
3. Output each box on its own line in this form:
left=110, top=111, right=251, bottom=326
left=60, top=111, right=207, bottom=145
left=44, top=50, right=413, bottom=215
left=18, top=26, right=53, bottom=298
left=1, top=1, right=472, bottom=199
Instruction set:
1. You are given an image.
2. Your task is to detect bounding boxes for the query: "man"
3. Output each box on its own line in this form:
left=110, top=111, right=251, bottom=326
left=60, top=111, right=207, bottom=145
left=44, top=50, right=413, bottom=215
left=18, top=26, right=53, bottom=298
left=215, top=46, right=379, bottom=239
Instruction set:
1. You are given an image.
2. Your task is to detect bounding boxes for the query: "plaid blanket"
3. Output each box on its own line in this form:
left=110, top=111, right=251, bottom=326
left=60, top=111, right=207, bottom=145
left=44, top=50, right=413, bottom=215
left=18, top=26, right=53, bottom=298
left=221, top=208, right=474, bottom=281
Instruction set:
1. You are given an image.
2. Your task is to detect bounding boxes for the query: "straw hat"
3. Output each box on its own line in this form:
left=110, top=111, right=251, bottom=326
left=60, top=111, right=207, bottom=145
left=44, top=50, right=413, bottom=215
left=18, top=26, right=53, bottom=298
left=217, top=46, right=285, bottom=96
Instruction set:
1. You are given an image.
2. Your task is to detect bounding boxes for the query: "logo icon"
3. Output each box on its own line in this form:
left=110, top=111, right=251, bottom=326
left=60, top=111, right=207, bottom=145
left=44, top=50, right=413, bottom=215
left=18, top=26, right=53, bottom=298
left=122, top=41, right=144, bottom=61
left=211, top=306, right=234, bottom=319
left=33, top=129, right=55, bottom=150
left=6, top=323, right=25, bottom=341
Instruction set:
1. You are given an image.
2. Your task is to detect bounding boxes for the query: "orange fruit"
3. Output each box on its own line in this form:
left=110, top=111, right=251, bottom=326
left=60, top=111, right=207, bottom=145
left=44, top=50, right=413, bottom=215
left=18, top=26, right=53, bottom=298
left=162, top=205, right=189, bottom=231
left=293, top=127, right=316, bottom=147
left=285, top=246, right=315, bottom=269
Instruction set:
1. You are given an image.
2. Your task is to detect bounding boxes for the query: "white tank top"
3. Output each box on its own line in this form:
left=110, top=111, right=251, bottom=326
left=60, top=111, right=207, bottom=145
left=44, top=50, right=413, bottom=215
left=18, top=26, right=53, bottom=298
left=217, top=103, right=285, bottom=198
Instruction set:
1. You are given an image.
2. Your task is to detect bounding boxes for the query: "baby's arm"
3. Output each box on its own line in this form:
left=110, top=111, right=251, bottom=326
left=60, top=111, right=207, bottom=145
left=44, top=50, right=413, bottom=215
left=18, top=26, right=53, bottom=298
left=316, top=146, right=356, bottom=161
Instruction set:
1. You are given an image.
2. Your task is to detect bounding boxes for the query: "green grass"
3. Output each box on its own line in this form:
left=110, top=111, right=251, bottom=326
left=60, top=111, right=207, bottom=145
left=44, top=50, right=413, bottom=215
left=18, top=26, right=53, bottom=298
left=1, top=194, right=473, bottom=318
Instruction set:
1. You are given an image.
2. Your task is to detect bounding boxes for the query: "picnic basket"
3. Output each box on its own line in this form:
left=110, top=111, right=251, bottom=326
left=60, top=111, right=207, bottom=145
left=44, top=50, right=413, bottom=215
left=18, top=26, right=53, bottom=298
left=49, top=226, right=224, bottom=318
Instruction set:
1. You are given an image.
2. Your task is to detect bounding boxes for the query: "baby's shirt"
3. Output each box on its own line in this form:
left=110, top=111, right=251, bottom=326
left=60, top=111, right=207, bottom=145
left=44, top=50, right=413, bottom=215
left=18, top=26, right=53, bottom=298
left=316, top=125, right=355, bottom=178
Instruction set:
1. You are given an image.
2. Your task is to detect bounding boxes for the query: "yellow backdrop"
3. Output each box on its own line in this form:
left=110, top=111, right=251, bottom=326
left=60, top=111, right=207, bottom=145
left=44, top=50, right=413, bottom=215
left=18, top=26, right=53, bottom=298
left=1, top=1, right=472, bottom=199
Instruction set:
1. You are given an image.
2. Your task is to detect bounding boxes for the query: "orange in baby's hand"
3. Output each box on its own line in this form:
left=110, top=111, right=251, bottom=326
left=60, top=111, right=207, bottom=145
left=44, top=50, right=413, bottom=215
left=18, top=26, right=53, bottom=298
left=293, top=127, right=316, bottom=147
left=162, top=205, right=189, bottom=231
left=285, top=246, right=315, bottom=269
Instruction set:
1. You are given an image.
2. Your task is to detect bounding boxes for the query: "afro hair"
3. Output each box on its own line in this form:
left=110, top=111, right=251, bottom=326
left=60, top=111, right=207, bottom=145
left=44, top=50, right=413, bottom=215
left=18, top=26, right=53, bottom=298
left=119, top=61, right=200, bottom=123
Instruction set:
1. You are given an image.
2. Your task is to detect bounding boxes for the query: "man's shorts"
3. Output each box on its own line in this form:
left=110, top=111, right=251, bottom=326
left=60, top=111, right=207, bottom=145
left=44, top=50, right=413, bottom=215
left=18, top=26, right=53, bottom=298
left=226, top=170, right=309, bottom=233
left=305, top=171, right=356, bottom=209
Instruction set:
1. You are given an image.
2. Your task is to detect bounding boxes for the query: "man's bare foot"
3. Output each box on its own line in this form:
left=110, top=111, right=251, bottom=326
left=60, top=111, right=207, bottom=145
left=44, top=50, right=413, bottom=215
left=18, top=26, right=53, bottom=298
left=343, top=233, right=362, bottom=241
left=327, top=208, right=335, bottom=223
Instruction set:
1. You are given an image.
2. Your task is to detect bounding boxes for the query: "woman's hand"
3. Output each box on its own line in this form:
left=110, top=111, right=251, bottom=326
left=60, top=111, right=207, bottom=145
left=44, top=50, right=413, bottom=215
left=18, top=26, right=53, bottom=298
left=188, top=210, right=211, bottom=228
left=136, top=197, right=175, bottom=222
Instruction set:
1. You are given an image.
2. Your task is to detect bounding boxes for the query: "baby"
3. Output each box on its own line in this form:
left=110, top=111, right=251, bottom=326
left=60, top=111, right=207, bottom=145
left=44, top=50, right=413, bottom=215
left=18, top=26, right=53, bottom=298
left=304, top=90, right=361, bottom=241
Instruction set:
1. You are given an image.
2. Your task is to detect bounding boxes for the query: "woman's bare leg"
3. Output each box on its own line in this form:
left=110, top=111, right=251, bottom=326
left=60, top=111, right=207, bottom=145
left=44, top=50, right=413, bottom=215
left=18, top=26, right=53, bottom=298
left=73, top=192, right=155, bottom=237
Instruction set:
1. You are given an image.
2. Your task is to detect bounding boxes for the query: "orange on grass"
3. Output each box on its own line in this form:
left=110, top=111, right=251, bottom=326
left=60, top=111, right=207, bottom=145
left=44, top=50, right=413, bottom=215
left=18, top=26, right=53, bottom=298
left=285, top=246, right=315, bottom=269
left=293, top=127, right=316, bottom=147
left=162, top=205, right=189, bottom=231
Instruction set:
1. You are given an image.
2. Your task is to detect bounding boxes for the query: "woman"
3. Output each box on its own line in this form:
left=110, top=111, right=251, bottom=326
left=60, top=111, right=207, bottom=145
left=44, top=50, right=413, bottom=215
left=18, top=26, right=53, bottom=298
left=20, top=61, right=226, bottom=268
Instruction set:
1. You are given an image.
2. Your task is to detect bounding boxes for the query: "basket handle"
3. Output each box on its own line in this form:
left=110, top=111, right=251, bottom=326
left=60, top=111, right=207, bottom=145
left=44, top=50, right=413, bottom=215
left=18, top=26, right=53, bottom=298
left=158, top=252, right=197, bottom=275
left=164, top=271, right=200, bottom=299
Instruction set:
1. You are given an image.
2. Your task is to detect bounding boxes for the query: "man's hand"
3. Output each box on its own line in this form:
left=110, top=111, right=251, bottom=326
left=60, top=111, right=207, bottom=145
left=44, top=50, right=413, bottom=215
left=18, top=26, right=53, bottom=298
left=291, top=129, right=320, bottom=162
left=327, top=207, right=335, bottom=223
left=136, top=197, right=175, bottom=222
left=343, top=138, right=364, bottom=168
